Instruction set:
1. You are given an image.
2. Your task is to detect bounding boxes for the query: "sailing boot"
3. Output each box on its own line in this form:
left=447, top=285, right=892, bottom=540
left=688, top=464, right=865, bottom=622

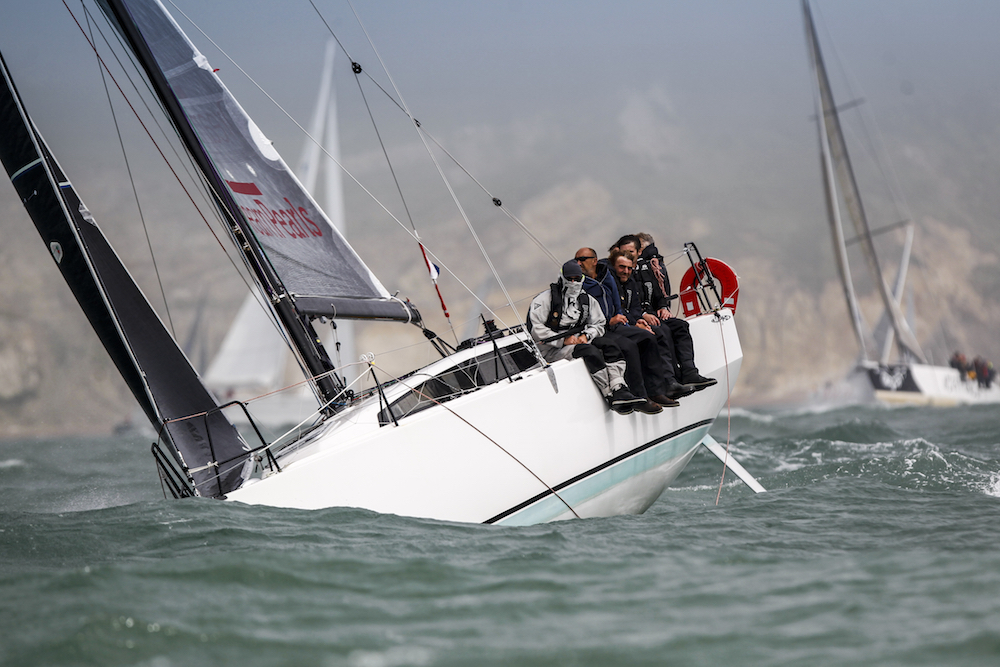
left=649, top=394, right=680, bottom=408
left=633, top=399, right=664, bottom=414
left=663, top=380, right=696, bottom=399
left=608, top=386, right=645, bottom=414
left=681, top=372, right=718, bottom=392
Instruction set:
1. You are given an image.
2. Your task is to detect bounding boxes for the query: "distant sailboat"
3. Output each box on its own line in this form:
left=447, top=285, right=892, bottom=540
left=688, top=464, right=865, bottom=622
left=2, top=0, right=748, bottom=523
left=803, top=0, right=999, bottom=405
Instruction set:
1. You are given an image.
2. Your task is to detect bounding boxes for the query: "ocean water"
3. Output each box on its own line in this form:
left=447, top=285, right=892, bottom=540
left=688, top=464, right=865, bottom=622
left=2, top=403, right=999, bottom=666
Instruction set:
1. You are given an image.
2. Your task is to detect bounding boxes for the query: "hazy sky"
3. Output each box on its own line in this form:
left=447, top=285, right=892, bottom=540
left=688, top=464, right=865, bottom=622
left=3, top=0, right=1000, bottom=305
left=4, top=1, right=999, bottom=160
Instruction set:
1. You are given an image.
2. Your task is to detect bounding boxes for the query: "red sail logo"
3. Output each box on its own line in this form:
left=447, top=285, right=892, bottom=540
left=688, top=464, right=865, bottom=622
left=226, top=181, right=323, bottom=239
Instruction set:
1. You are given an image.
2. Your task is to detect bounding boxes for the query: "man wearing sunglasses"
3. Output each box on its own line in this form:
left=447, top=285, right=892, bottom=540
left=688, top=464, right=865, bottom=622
left=575, top=247, right=680, bottom=408
left=611, top=249, right=703, bottom=400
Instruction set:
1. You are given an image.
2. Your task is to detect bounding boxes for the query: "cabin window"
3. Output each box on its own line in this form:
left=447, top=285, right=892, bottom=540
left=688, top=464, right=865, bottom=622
left=378, top=343, right=539, bottom=425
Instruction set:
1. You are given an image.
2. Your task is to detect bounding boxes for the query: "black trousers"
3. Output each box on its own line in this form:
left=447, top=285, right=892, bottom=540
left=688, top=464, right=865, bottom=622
left=605, top=325, right=667, bottom=397
left=656, top=317, right=698, bottom=381
left=571, top=337, right=624, bottom=375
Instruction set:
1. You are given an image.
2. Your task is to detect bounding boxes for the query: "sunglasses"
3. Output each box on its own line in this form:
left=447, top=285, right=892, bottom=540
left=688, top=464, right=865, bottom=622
left=575, top=255, right=598, bottom=261
left=565, top=275, right=584, bottom=282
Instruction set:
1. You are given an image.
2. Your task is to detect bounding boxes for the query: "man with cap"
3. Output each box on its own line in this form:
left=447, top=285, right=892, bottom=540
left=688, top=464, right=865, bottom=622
left=528, top=260, right=651, bottom=415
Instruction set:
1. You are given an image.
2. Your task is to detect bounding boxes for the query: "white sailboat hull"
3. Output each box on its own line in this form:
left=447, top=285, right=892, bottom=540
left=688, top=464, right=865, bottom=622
left=868, top=362, right=1000, bottom=406
left=226, top=311, right=741, bottom=524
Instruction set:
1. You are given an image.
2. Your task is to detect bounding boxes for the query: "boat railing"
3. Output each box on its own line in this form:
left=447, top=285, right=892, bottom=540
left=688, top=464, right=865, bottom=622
left=151, top=324, right=538, bottom=497
left=151, top=399, right=294, bottom=500
left=377, top=336, right=540, bottom=426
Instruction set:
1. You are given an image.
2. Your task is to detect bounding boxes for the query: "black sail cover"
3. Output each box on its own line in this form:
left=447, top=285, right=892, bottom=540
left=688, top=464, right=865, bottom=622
left=106, top=0, right=416, bottom=322
left=0, top=52, right=248, bottom=497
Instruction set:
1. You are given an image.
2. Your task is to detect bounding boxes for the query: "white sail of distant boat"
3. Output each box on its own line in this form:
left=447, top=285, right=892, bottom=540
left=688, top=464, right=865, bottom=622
left=2, top=0, right=753, bottom=523
left=204, top=39, right=353, bottom=424
left=803, top=0, right=999, bottom=405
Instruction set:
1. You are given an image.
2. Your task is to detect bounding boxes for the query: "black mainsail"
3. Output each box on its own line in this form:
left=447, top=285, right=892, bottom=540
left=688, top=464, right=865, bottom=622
left=0, top=50, right=248, bottom=497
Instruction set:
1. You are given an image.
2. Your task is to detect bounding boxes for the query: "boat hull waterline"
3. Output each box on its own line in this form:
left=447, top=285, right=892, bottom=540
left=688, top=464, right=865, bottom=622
left=867, top=362, right=1000, bottom=407
left=227, top=310, right=742, bottom=525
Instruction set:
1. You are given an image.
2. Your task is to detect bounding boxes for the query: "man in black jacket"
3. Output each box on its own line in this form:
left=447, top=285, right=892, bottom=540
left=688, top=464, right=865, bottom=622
left=576, top=246, right=678, bottom=408
left=634, top=234, right=718, bottom=390
left=612, top=250, right=716, bottom=396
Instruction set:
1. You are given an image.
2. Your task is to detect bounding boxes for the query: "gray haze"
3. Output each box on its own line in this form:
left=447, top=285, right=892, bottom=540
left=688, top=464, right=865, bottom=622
left=1, top=0, right=999, bottom=433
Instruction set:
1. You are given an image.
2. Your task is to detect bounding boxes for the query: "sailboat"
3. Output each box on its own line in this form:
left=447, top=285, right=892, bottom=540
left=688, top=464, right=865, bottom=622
left=803, top=0, right=999, bottom=407
left=0, top=0, right=748, bottom=524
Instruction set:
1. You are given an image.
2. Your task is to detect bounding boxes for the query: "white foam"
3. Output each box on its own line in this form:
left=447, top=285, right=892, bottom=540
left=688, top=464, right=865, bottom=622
left=983, top=473, right=1000, bottom=498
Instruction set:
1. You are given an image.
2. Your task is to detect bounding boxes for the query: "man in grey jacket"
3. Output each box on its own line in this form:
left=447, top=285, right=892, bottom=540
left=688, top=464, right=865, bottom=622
left=528, top=260, right=649, bottom=414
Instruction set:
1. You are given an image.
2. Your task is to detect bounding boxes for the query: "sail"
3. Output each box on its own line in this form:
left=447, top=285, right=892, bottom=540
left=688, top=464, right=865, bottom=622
left=816, top=101, right=870, bottom=359
left=206, top=40, right=356, bottom=401
left=802, top=0, right=925, bottom=363
left=204, top=294, right=287, bottom=394
left=298, top=39, right=356, bottom=379
left=0, top=51, right=248, bottom=497
left=101, top=0, right=416, bottom=323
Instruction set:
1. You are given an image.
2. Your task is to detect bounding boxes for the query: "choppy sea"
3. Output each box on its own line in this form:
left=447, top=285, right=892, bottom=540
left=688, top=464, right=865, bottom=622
left=2, top=403, right=999, bottom=666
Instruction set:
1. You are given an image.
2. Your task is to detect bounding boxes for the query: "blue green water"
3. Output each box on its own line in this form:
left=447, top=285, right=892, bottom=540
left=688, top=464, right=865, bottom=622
left=2, top=404, right=999, bottom=666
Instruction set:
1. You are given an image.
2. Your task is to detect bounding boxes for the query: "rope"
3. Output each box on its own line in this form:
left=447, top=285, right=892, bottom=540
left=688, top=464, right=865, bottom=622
left=61, top=1, right=260, bottom=300
left=82, top=1, right=176, bottom=337
left=173, top=354, right=580, bottom=520
left=714, top=312, right=734, bottom=506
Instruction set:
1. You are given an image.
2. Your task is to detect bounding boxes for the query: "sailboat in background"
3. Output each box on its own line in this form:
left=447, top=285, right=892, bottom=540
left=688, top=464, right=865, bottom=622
left=1, top=0, right=750, bottom=524
left=803, top=0, right=999, bottom=406
left=204, top=40, right=349, bottom=429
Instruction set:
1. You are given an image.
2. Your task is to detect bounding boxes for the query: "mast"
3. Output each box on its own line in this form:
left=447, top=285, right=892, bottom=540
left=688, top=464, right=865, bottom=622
left=879, top=220, right=916, bottom=364
left=802, top=0, right=926, bottom=364
left=101, top=0, right=345, bottom=408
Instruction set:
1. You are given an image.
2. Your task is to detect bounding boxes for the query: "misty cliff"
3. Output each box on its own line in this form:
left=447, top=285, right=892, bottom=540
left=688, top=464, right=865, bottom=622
left=2, top=80, right=999, bottom=435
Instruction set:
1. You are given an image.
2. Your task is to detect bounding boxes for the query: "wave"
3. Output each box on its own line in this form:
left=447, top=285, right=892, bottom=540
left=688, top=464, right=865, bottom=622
left=744, top=433, right=1000, bottom=496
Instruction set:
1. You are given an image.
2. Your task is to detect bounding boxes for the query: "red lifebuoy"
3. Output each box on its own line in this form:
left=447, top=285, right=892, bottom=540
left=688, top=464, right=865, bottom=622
left=678, top=258, right=739, bottom=316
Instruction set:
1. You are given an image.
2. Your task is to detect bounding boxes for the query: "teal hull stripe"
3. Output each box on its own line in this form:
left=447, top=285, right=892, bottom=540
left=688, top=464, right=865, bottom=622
left=486, top=419, right=713, bottom=525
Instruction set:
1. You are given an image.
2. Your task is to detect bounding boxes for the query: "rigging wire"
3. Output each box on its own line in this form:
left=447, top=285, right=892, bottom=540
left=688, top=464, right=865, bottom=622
left=81, top=0, right=176, bottom=337
left=310, top=0, right=460, bottom=339
left=61, top=0, right=265, bottom=317
left=344, top=53, right=458, bottom=339
left=166, top=2, right=524, bottom=335
left=73, top=1, right=315, bottom=390
left=815, top=4, right=914, bottom=231
left=305, top=0, right=558, bottom=267
left=345, top=0, right=526, bottom=335
left=334, top=0, right=556, bottom=374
